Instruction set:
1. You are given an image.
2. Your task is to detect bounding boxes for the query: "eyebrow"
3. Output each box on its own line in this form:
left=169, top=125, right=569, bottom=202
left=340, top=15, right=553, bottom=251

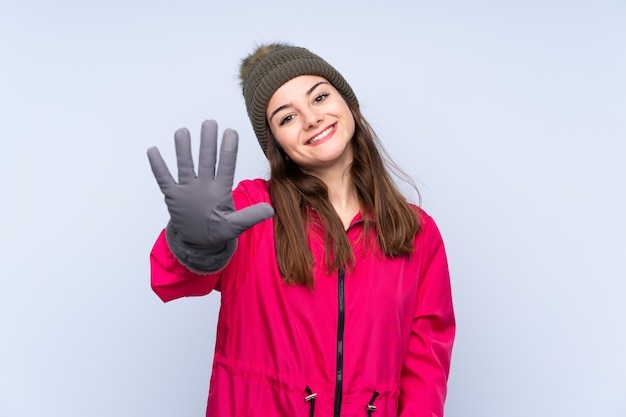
left=268, top=81, right=330, bottom=123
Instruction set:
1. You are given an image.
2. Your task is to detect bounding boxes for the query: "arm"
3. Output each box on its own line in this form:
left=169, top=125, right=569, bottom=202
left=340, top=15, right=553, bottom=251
left=399, top=213, right=456, bottom=417
left=150, top=228, right=222, bottom=302
left=146, top=120, right=274, bottom=302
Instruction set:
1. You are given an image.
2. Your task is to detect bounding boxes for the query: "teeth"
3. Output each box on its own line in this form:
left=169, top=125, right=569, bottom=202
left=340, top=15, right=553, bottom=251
left=309, top=125, right=334, bottom=144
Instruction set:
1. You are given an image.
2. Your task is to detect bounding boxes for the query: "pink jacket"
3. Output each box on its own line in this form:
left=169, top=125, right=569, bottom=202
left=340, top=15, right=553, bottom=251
left=150, top=179, right=455, bottom=417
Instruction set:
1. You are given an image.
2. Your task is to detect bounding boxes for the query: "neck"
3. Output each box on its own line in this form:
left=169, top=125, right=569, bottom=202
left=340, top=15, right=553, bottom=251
left=310, top=164, right=360, bottom=230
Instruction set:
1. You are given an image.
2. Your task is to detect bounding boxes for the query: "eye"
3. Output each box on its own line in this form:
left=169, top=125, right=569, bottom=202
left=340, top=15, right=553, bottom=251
left=314, top=93, right=329, bottom=103
left=279, top=114, right=294, bottom=126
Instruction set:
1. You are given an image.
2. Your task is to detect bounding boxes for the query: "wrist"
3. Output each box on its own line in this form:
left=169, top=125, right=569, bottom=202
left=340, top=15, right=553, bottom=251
left=165, top=220, right=237, bottom=274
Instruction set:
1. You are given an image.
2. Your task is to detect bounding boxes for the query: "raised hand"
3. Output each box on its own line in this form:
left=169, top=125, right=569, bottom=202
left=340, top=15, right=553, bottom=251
left=147, top=120, right=274, bottom=253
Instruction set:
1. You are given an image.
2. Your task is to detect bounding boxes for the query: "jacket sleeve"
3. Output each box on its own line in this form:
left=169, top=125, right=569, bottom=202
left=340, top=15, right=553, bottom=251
left=150, top=229, right=222, bottom=302
left=149, top=179, right=271, bottom=303
left=398, top=212, right=456, bottom=417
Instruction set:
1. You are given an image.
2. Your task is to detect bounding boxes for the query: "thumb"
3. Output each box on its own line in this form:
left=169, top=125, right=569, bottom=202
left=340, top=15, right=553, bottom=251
left=229, top=203, right=275, bottom=232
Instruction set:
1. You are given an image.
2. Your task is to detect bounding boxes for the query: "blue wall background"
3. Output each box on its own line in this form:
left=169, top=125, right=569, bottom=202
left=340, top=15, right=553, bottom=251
left=1, top=1, right=625, bottom=416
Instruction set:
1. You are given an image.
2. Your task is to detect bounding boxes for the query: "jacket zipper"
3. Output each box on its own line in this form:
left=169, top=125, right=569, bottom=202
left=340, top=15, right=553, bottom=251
left=334, top=268, right=346, bottom=417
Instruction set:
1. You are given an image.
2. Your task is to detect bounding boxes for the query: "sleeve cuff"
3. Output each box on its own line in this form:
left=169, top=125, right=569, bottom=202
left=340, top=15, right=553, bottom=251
left=165, top=220, right=237, bottom=274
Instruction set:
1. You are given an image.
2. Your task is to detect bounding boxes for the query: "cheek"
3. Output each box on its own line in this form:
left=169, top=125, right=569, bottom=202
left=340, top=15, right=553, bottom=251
left=270, top=130, right=287, bottom=150
left=273, top=125, right=301, bottom=148
left=269, top=131, right=299, bottom=162
left=268, top=123, right=285, bottom=145
left=347, top=116, right=356, bottom=137
left=338, top=101, right=356, bottom=132
left=345, top=112, right=356, bottom=138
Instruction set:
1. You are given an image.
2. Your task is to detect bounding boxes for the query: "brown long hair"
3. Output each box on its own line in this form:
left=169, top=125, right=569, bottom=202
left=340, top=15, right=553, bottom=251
left=268, top=101, right=421, bottom=287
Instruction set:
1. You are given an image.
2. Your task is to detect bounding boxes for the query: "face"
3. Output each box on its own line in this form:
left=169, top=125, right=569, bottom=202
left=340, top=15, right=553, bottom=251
left=266, top=75, right=356, bottom=172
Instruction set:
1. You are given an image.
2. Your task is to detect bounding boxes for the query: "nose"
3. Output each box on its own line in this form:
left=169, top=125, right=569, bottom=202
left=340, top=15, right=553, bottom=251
left=302, top=108, right=322, bottom=130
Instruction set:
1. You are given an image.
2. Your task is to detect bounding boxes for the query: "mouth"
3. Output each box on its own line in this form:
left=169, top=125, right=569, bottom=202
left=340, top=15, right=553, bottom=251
left=306, top=123, right=336, bottom=145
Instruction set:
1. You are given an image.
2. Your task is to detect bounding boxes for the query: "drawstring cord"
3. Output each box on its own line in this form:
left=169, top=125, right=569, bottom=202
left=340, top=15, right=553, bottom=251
left=304, top=387, right=379, bottom=416
left=367, top=391, right=379, bottom=417
left=304, top=386, right=317, bottom=417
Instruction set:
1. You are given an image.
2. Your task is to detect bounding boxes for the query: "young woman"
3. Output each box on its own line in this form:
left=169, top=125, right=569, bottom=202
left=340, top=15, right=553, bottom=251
left=147, top=43, right=455, bottom=417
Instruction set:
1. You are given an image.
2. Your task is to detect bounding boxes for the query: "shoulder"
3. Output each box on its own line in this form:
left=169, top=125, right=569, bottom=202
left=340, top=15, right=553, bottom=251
left=234, top=178, right=270, bottom=196
left=408, top=204, right=436, bottom=230
left=409, top=205, right=445, bottom=245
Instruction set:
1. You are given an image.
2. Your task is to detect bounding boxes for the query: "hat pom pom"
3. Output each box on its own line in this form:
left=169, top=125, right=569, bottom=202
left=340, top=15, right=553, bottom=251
left=239, top=42, right=292, bottom=86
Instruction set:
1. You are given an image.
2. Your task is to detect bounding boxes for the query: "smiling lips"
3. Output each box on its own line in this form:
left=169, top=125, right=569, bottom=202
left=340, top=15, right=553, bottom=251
left=307, top=124, right=336, bottom=145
